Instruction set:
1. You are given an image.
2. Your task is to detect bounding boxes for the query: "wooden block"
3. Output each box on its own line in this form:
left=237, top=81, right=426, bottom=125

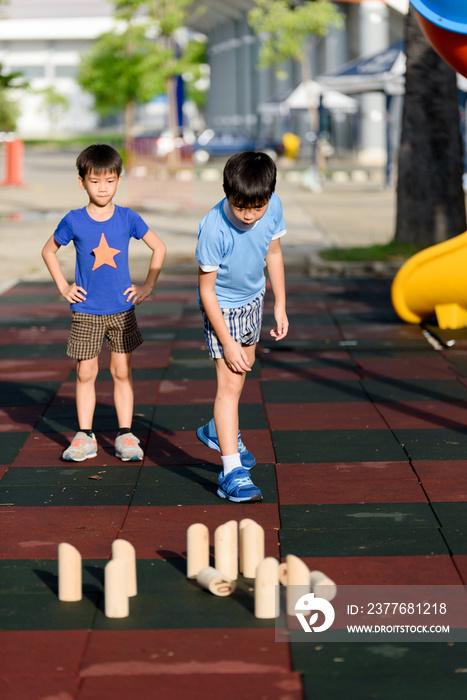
left=186, top=523, right=210, bottom=579
left=255, top=557, right=279, bottom=619
left=58, top=542, right=82, bottom=602
left=105, top=559, right=129, bottom=618
left=112, top=539, right=137, bottom=597
left=196, top=566, right=236, bottom=596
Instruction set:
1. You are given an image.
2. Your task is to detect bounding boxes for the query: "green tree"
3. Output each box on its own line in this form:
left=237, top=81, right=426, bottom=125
left=395, top=8, right=466, bottom=245
left=78, top=0, right=205, bottom=142
left=248, top=0, right=343, bottom=173
left=0, top=64, right=28, bottom=132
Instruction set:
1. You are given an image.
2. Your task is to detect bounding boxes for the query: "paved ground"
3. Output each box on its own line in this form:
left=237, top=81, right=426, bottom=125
left=2, top=148, right=467, bottom=699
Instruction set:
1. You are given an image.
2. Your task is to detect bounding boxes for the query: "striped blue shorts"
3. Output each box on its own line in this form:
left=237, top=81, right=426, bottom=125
left=200, top=288, right=265, bottom=359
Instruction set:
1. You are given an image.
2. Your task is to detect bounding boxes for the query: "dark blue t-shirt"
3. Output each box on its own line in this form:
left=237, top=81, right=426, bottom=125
left=54, top=205, right=148, bottom=315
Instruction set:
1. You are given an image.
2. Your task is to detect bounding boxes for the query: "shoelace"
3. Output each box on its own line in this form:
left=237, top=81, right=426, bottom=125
left=230, top=475, right=253, bottom=489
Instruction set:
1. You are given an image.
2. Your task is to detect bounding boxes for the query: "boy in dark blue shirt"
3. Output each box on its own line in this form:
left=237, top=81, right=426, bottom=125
left=42, top=144, right=166, bottom=462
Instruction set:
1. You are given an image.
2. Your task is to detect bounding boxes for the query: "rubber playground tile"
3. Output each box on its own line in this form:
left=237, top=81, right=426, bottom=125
left=144, top=429, right=276, bottom=467
left=261, top=379, right=368, bottom=403
left=355, top=356, right=456, bottom=380
left=0, top=464, right=141, bottom=486
left=279, top=526, right=449, bottom=558
left=279, top=503, right=439, bottom=531
left=294, top=644, right=467, bottom=700
left=0, top=432, right=29, bottom=465
left=393, top=429, right=467, bottom=461
left=0, top=629, right=87, bottom=676
left=132, top=463, right=277, bottom=507
left=259, top=364, right=360, bottom=381
left=0, top=481, right=138, bottom=507
left=0, top=406, right=44, bottom=432
left=301, top=554, right=462, bottom=585
left=52, top=379, right=161, bottom=406
left=271, top=429, right=406, bottom=464
left=0, top=506, right=127, bottom=559
left=162, top=357, right=217, bottom=380
left=0, top=558, right=103, bottom=596
left=0, top=380, right=60, bottom=407
left=0, top=591, right=100, bottom=632
left=0, top=343, right=69, bottom=360
left=152, top=403, right=269, bottom=432
left=0, top=356, right=74, bottom=372
left=78, top=672, right=302, bottom=700
left=157, top=378, right=263, bottom=405
left=413, top=461, right=467, bottom=501
left=0, top=676, right=79, bottom=700
left=375, top=400, right=467, bottom=430
left=361, top=378, right=467, bottom=402
left=37, top=403, right=153, bottom=434
left=275, top=463, right=425, bottom=504
left=265, top=401, right=387, bottom=431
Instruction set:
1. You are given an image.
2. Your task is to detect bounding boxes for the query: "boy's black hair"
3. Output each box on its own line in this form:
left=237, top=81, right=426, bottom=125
left=76, top=144, right=123, bottom=178
left=223, top=151, right=276, bottom=207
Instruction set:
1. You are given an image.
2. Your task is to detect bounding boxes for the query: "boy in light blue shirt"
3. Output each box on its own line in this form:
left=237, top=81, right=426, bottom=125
left=196, top=151, right=288, bottom=502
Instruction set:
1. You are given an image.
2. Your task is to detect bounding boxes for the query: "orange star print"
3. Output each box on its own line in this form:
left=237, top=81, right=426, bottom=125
left=91, top=233, right=121, bottom=271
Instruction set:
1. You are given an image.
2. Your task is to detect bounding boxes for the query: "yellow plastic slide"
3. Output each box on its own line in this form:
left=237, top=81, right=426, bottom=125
left=391, top=230, right=467, bottom=329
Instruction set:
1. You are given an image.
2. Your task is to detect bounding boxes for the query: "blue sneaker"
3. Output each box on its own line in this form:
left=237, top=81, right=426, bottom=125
left=217, top=467, right=263, bottom=503
left=196, top=419, right=256, bottom=469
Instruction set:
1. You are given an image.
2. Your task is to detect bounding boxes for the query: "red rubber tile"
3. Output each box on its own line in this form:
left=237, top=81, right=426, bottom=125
left=0, top=407, right=43, bottom=432
left=452, top=555, right=467, bottom=584
left=265, top=402, right=387, bottom=431
left=157, top=379, right=263, bottom=405
left=0, top=369, right=70, bottom=383
left=260, top=366, right=359, bottom=381
left=12, top=328, right=70, bottom=344
left=356, top=356, right=455, bottom=380
left=94, top=343, right=172, bottom=370
left=0, top=505, right=127, bottom=559
left=52, top=380, right=160, bottom=406
left=0, top=676, right=78, bottom=700
left=0, top=630, right=88, bottom=676
left=78, top=673, right=302, bottom=700
left=375, top=400, right=467, bottom=430
left=121, top=504, right=280, bottom=559
left=0, top=357, right=74, bottom=371
left=81, top=628, right=291, bottom=669
left=300, top=555, right=462, bottom=585
left=285, top=325, right=341, bottom=341
left=144, top=430, right=275, bottom=466
left=275, top=462, right=426, bottom=504
left=412, top=461, right=467, bottom=501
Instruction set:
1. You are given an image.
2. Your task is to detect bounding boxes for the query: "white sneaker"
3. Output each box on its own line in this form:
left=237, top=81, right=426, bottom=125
left=62, top=431, right=97, bottom=462
left=115, top=432, right=143, bottom=462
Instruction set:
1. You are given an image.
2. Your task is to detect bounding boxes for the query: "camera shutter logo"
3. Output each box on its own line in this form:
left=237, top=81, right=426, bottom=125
left=295, top=592, right=335, bottom=633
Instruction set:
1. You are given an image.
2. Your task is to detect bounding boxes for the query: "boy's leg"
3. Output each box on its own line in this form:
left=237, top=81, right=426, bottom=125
left=76, top=357, right=99, bottom=430
left=110, top=351, right=134, bottom=429
left=213, top=343, right=255, bottom=457
left=110, top=350, right=143, bottom=461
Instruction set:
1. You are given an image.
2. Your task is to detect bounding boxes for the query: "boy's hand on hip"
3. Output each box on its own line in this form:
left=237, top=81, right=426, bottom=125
left=124, top=284, right=153, bottom=305
left=223, top=341, right=252, bottom=374
left=62, top=283, right=87, bottom=303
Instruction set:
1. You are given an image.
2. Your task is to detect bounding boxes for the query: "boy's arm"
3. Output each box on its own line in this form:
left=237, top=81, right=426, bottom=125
left=265, top=237, right=288, bottom=341
left=198, top=269, right=252, bottom=373
left=41, top=235, right=87, bottom=303
left=124, top=229, right=166, bottom=305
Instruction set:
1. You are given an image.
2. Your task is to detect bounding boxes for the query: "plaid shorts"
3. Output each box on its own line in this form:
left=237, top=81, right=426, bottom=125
left=66, top=309, right=143, bottom=360
left=200, top=289, right=265, bottom=359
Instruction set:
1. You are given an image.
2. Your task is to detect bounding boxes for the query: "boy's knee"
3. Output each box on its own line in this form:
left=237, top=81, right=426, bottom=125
left=76, top=360, right=98, bottom=383
left=110, top=361, right=131, bottom=382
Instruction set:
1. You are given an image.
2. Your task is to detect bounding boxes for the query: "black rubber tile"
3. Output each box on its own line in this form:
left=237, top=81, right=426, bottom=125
left=279, top=503, right=439, bottom=530
left=163, top=358, right=217, bottom=380
left=0, top=344, right=67, bottom=359
left=139, top=329, right=176, bottom=341
left=152, top=403, right=268, bottom=431
left=36, top=404, right=153, bottom=433
left=261, top=380, right=368, bottom=403
left=0, top=432, right=29, bottom=465
left=132, top=463, right=277, bottom=506
left=431, top=502, right=467, bottom=530
left=279, top=526, right=449, bottom=558
left=394, top=429, right=467, bottom=461
left=135, top=302, right=184, bottom=316
left=0, top=559, right=103, bottom=595
left=0, top=465, right=141, bottom=486
left=296, top=644, right=467, bottom=700
left=0, top=382, right=60, bottom=407
left=271, top=429, right=406, bottom=463
left=362, top=378, right=467, bottom=402
left=0, top=483, right=136, bottom=507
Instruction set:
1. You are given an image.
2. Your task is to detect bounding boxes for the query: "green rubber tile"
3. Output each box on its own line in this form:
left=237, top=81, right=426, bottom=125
left=0, top=344, right=67, bottom=359
left=93, top=560, right=273, bottom=630
left=431, top=502, right=467, bottom=530
left=152, top=403, right=268, bottom=431
left=139, top=329, right=176, bottom=341
left=0, top=559, right=103, bottom=596
left=362, top=378, right=467, bottom=402
left=176, top=327, right=207, bottom=341
left=36, top=404, right=153, bottom=433
left=66, top=368, right=165, bottom=382
left=0, top=465, right=141, bottom=486
left=0, top=483, right=136, bottom=507
left=163, top=358, right=217, bottom=380
left=279, top=503, right=439, bottom=531
left=279, top=526, right=449, bottom=558
left=0, top=432, right=29, bottom=465
left=271, top=429, right=405, bottom=463
left=394, top=429, right=467, bottom=461
left=295, top=644, right=467, bottom=700
left=132, top=463, right=277, bottom=506
left=0, top=382, right=60, bottom=407
left=261, top=379, right=368, bottom=403
left=0, top=592, right=100, bottom=631
left=135, top=301, right=184, bottom=316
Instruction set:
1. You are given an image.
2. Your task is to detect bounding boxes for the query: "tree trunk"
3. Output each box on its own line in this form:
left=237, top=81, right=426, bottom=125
left=395, top=7, right=466, bottom=245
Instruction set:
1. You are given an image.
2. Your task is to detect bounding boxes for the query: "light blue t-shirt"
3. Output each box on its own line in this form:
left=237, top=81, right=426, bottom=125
left=53, top=205, right=149, bottom=315
left=195, top=193, right=286, bottom=308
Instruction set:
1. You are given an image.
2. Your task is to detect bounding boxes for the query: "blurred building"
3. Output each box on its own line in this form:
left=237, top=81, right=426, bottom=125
left=0, top=0, right=407, bottom=164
